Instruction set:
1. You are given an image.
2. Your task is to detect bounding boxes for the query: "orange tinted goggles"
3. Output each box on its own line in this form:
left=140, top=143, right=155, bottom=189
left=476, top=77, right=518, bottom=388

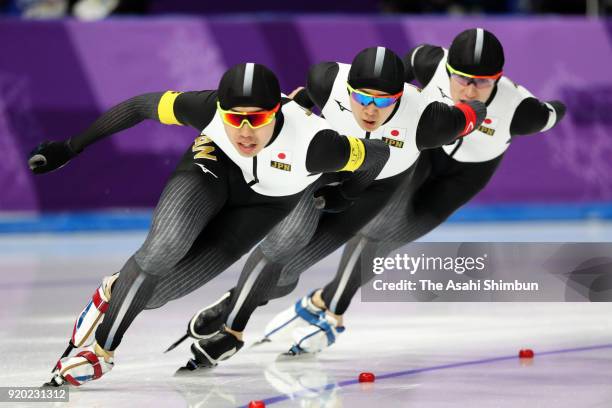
left=217, top=102, right=280, bottom=129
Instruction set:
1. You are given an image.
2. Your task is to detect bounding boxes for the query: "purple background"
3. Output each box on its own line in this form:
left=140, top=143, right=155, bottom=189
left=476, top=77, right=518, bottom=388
left=1, top=17, right=611, bottom=212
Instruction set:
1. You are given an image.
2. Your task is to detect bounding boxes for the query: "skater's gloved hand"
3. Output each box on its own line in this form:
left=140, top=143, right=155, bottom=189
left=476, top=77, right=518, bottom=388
left=28, top=140, right=78, bottom=174
left=455, top=99, right=487, bottom=136
left=289, top=86, right=314, bottom=114
left=313, top=185, right=355, bottom=213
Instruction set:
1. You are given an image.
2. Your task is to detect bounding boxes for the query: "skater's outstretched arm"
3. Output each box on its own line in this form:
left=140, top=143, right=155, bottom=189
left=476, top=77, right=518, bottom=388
left=403, top=44, right=444, bottom=86
left=27, top=90, right=218, bottom=174
left=305, top=130, right=390, bottom=212
left=290, top=62, right=339, bottom=111
left=416, top=99, right=487, bottom=150
left=509, top=95, right=566, bottom=136
left=305, top=130, right=388, bottom=174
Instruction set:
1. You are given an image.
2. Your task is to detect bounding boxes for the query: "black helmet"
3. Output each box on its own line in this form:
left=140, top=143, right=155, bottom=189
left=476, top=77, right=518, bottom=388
left=448, top=28, right=504, bottom=76
left=348, top=46, right=405, bottom=95
left=218, top=63, right=281, bottom=110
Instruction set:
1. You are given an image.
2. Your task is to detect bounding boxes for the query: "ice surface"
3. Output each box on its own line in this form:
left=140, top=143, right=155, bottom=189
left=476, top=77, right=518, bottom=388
left=1, top=221, right=611, bottom=407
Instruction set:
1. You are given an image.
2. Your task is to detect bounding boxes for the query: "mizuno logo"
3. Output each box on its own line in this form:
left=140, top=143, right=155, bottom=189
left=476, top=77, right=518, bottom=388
left=335, top=99, right=351, bottom=112
left=438, top=87, right=452, bottom=101
left=195, top=163, right=218, bottom=179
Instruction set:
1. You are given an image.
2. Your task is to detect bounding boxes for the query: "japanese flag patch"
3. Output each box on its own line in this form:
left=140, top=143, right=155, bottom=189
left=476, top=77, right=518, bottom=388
left=382, top=127, right=407, bottom=148
left=478, top=116, right=498, bottom=136
left=270, top=150, right=292, bottom=171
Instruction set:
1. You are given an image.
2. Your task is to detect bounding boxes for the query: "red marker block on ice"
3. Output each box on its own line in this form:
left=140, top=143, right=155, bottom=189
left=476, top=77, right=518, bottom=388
left=518, top=349, right=535, bottom=358
left=248, top=401, right=265, bottom=408
left=358, top=372, right=376, bottom=383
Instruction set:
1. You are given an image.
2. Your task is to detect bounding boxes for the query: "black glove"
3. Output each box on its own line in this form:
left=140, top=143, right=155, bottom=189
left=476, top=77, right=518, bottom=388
left=457, top=99, right=487, bottom=135
left=27, top=140, right=78, bottom=174
left=292, top=88, right=315, bottom=112
left=313, top=184, right=355, bottom=213
left=547, top=100, right=566, bottom=123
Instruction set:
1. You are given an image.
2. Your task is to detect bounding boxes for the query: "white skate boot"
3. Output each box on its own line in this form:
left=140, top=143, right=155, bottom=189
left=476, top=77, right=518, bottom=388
left=261, top=293, right=345, bottom=358
left=45, top=343, right=114, bottom=386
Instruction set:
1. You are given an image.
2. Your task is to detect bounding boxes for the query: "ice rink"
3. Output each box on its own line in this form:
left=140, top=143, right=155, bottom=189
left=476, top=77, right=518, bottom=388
left=1, top=221, right=611, bottom=407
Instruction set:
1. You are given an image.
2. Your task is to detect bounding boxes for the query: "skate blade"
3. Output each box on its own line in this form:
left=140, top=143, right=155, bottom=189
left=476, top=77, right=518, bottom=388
left=42, top=375, right=65, bottom=387
left=164, top=333, right=189, bottom=353
left=174, top=366, right=216, bottom=377
left=249, top=337, right=271, bottom=348
left=51, top=342, right=75, bottom=372
left=275, top=351, right=316, bottom=362
left=174, top=360, right=217, bottom=377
